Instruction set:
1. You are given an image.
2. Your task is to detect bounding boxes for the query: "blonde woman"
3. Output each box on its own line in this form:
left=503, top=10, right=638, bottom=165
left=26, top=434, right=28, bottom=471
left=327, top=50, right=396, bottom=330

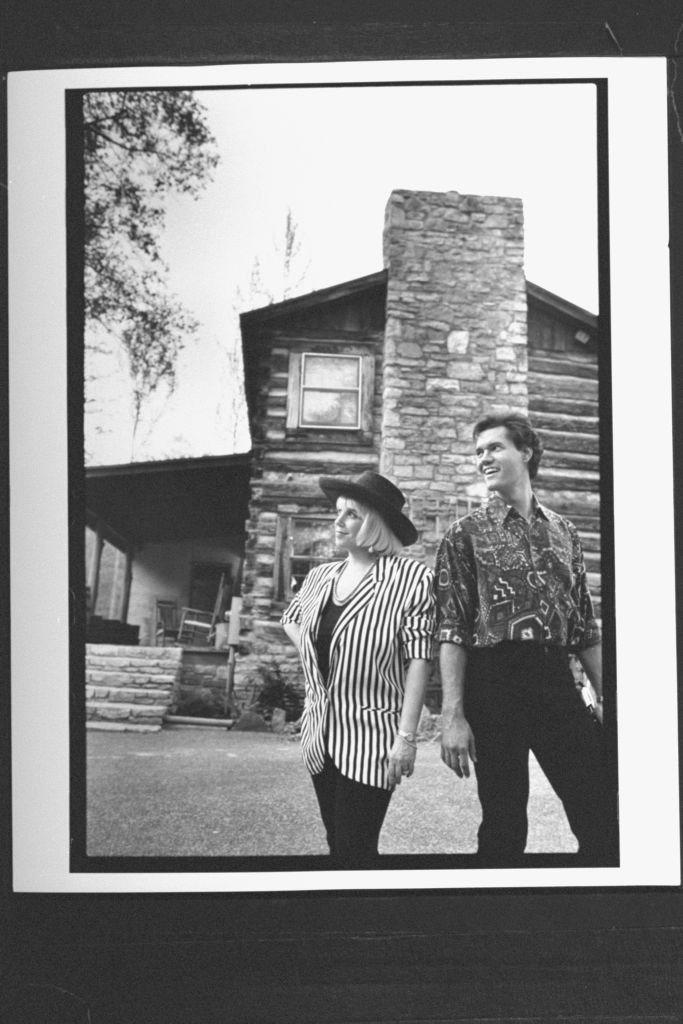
left=282, top=471, right=435, bottom=868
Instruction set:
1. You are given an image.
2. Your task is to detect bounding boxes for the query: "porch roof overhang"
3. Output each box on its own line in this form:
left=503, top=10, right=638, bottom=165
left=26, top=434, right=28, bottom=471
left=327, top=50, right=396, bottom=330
left=85, top=453, right=253, bottom=547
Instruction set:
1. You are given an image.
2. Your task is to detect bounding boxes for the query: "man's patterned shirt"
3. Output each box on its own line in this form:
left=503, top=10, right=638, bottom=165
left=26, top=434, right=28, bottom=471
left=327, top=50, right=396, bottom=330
left=435, top=496, right=600, bottom=651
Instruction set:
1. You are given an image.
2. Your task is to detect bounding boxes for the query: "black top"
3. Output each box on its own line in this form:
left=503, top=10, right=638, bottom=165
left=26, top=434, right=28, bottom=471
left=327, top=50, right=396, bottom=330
left=315, top=595, right=346, bottom=685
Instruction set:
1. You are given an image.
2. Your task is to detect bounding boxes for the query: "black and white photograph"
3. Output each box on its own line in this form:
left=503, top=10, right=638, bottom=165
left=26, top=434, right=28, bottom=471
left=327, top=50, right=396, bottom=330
left=8, top=57, right=678, bottom=892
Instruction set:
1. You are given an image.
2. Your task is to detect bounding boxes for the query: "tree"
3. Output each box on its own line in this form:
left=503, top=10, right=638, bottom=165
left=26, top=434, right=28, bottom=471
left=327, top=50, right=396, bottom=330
left=83, top=89, right=220, bottom=455
left=237, top=207, right=311, bottom=310
left=218, top=207, right=310, bottom=454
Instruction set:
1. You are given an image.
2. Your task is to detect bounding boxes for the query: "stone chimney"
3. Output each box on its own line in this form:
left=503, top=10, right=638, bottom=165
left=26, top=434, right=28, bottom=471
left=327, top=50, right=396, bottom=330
left=380, top=189, right=528, bottom=507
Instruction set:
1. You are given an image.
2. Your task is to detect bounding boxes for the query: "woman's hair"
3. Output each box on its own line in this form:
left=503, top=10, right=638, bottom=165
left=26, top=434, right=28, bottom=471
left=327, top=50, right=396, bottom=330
left=473, top=411, right=544, bottom=480
left=346, top=500, right=404, bottom=555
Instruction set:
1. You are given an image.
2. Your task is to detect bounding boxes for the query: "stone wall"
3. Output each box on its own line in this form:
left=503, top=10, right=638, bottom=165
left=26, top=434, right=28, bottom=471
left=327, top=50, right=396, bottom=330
left=86, top=644, right=182, bottom=732
left=381, top=189, right=528, bottom=502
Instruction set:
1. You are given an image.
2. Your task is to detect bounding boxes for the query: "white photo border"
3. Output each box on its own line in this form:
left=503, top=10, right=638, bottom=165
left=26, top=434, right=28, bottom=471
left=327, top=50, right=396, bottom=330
left=8, top=56, right=679, bottom=892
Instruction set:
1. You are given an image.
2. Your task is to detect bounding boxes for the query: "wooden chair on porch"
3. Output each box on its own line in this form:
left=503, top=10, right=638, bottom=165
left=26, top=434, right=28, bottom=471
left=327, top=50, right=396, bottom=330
left=176, top=573, right=227, bottom=647
left=155, top=599, right=179, bottom=646
left=176, top=607, right=214, bottom=646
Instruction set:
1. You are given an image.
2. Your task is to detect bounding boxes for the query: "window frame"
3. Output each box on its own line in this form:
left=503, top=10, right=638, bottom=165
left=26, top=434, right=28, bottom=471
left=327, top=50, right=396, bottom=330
left=275, top=513, right=343, bottom=601
left=299, top=351, right=362, bottom=430
left=286, top=346, right=375, bottom=441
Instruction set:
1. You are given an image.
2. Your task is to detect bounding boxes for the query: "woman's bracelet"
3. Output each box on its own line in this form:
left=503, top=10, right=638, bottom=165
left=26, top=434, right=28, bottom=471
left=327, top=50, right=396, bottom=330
left=398, top=729, right=417, bottom=747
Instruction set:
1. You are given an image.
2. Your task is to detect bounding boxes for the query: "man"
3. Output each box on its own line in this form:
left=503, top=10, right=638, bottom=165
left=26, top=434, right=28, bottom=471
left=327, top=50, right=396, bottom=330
left=435, top=411, right=616, bottom=865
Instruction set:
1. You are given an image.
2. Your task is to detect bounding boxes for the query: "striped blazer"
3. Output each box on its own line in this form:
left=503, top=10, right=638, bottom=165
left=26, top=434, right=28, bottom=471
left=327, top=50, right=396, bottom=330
left=281, top=555, right=435, bottom=790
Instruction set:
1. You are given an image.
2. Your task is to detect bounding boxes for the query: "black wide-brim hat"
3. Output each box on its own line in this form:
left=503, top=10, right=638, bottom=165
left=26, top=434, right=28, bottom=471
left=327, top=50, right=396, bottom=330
left=318, top=470, right=418, bottom=547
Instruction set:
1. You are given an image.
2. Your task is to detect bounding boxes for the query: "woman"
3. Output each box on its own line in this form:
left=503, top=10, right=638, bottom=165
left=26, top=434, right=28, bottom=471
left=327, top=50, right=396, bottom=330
left=281, top=470, right=435, bottom=868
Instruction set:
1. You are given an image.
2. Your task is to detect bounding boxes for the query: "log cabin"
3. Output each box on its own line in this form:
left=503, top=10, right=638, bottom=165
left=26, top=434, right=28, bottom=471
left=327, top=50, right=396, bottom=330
left=235, top=189, right=603, bottom=703
left=84, top=188, right=604, bottom=724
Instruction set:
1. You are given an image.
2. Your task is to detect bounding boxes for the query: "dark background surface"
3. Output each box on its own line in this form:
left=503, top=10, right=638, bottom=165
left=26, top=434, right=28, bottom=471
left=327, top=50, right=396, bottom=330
left=3, top=1, right=683, bottom=1021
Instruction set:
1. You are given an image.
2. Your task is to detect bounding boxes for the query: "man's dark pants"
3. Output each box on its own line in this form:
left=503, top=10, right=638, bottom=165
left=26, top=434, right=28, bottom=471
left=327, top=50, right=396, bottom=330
left=465, top=641, right=616, bottom=865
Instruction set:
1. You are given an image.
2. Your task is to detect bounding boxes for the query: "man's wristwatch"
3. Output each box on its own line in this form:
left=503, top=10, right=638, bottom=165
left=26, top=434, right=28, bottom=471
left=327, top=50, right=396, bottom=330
left=398, top=729, right=416, bottom=743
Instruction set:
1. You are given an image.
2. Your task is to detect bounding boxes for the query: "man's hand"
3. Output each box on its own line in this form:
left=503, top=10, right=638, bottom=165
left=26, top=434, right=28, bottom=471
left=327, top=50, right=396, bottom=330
left=440, top=716, right=477, bottom=778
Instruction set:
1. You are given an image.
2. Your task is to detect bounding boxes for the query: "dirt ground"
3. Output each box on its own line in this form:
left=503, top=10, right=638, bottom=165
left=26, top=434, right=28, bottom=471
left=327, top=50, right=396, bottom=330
left=86, top=726, right=577, bottom=858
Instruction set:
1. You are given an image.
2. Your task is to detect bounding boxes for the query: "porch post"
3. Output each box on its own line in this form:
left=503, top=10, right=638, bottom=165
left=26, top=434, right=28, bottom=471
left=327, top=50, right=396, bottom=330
left=121, top=542, right=134, bottom=622
left=88, top=519, right=104, bottom=617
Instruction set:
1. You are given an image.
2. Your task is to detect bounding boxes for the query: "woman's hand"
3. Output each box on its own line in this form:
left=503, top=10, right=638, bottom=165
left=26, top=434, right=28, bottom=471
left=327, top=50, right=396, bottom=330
left=282, top=621, right=302, bottom=652
left=387, top=734, right=418, bottom=788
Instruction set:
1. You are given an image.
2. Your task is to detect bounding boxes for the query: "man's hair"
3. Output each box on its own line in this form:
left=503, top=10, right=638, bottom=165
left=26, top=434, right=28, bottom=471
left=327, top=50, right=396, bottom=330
left=473, top=411, right=544, bottom=480
left=352, top=503, right=405, bottom=555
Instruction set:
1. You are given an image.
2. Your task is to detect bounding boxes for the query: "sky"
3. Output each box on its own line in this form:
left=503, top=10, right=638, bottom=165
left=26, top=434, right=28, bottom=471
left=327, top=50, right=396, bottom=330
left=87, top=80, right=599, bottom=465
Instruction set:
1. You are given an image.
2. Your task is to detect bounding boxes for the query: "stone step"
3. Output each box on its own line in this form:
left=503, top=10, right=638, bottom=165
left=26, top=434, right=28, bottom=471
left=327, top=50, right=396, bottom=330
left=528, top=354, right=599, bottom=379
left=85, top=643, right=181, bottom=732
left=86, top=669, right=178, bottom=688
left=86, top=700, right=169, bottom=724
left=86, top=649, right=182, bottom=665
left=87, top=643, right=181, bottom=658
left=86, top=650, right=182, bottom=663
left=86, top=721, right=162, bottom=734
left=86, top=685, right=173, bottom=704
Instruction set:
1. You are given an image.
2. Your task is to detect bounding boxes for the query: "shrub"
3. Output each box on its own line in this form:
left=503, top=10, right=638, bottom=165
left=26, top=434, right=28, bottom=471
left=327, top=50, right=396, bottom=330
left=247, top=661, right=304, bottom=723
left=175, top=686, right=226, bottom=719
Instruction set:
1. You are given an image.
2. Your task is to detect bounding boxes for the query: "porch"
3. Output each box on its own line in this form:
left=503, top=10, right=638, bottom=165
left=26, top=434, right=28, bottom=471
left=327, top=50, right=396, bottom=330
left=83, top=454, right=252, bottom=728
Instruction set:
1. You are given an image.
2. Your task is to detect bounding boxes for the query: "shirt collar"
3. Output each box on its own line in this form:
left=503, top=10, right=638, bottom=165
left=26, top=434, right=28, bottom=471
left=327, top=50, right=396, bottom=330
left=487, top=494, right=550, bottom=524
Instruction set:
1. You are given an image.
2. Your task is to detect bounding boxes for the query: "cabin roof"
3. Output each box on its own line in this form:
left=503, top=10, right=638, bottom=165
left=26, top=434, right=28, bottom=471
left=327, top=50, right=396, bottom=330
left=85, top=453, right=252, bottom=545
left=526, top=280, right=598, bottom=331
left=240, top=270, right=597, bottom=333
left=239, top=270, right=388, bottom=328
